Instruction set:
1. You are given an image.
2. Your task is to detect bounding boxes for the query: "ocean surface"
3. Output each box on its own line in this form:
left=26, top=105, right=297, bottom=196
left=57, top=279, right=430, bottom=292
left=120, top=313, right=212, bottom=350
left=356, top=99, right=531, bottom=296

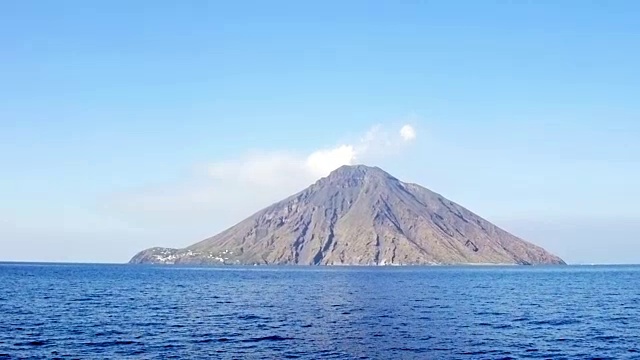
left=1, top=264, right=639, bottom=359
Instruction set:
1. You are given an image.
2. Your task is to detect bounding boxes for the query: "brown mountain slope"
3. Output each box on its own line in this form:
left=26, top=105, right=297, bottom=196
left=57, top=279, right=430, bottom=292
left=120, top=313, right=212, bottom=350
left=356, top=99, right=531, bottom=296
left=129, top=165, right=565, bottom=265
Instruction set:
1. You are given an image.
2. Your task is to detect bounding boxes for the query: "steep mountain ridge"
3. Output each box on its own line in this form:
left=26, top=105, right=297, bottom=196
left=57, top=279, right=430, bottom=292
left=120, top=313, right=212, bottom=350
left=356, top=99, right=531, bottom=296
left=130, top=165, right=565, bottom=265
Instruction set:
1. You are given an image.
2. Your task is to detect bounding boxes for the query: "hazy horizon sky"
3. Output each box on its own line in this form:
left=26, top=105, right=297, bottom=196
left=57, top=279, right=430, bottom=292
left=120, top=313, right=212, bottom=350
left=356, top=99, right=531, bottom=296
left=2, top=1, right=639, bottom=264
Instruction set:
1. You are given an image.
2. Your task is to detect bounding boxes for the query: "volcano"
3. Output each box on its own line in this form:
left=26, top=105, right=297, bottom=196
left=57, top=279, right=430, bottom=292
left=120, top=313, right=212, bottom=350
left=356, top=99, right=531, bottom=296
left=130, top=165, right=564, bottom=265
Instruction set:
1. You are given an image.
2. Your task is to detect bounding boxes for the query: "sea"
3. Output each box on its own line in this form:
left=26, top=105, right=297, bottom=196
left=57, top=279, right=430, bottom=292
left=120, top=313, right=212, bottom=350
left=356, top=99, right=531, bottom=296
left=1, top=263, right=639, bottom=359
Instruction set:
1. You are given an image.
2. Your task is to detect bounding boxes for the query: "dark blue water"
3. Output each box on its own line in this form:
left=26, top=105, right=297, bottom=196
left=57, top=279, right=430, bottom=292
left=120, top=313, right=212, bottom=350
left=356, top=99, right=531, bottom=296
left=1, top=264, right=639, bottom=359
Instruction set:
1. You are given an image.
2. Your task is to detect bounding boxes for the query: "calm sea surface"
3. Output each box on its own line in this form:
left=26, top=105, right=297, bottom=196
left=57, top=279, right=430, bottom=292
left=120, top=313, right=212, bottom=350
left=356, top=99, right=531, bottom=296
left=1, top=264, right=639, bottom=359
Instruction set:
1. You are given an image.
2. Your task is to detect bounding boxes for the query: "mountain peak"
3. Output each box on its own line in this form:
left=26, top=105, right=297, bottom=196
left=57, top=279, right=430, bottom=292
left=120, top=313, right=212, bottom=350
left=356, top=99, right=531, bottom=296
left=324, top=164, right=397, bottom=183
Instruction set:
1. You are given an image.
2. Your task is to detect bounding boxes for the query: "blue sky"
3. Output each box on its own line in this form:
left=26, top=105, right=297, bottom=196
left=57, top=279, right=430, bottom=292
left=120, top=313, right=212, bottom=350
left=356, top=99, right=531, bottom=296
left=1, top=1, right=639, bottom=263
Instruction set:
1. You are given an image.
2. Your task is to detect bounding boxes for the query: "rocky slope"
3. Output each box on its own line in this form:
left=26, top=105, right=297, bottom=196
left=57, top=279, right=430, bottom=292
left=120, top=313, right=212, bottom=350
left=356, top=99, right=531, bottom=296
left=130, top=165, right=565, bottom=265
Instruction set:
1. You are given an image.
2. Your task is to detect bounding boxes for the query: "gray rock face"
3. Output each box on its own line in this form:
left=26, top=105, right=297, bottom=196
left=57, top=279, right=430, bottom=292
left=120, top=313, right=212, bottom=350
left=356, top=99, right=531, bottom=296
left=129, top=165, right=565, bottom=265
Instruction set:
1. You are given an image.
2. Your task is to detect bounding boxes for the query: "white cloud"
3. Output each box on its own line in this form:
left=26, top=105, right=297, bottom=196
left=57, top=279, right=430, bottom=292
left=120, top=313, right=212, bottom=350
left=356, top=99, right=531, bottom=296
left=400, top=124, right=416, bottom=142
left=207, top=151, right=303, bottom=188
left=106, top=121, right=420, bottom=232
left=305, top=145, right=356, bottom=177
